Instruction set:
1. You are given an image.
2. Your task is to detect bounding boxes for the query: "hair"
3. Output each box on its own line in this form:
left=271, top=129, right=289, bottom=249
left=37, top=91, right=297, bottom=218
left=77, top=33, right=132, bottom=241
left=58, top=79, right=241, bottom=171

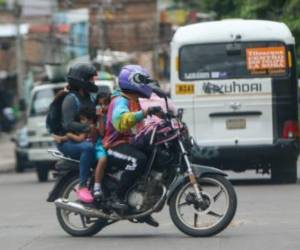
left=96, top=92, right=111, bottom=104
left=68, top=83, right=80, bottom=92
left=78, top=106, right=96, bottom=123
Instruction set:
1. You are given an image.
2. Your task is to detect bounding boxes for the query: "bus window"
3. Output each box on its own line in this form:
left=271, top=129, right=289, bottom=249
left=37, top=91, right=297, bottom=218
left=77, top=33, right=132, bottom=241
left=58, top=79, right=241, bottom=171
left=179, top=41, right=288, bottom=81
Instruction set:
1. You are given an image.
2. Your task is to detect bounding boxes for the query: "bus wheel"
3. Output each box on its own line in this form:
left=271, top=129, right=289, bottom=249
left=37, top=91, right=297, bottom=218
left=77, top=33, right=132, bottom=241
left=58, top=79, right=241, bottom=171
left=36, top=165, right=49, bottom=182
left=271, top=159, right=297, bottom=184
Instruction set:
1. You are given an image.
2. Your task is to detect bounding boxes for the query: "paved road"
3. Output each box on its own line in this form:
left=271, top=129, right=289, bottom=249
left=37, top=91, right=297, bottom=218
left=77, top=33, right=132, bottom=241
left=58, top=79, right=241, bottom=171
left=0, top=171, right=300, bottom=250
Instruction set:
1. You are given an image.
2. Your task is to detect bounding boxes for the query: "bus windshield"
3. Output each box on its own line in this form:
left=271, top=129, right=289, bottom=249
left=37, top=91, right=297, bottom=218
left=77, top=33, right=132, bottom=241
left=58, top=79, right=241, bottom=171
left=179, top=41, right=288, bottom=80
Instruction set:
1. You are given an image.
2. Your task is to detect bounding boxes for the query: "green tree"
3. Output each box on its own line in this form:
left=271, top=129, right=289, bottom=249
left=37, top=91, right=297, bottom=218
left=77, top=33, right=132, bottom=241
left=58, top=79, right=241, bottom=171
left=201, top=0, right=236, bottom=18
left=281, top=0, right=300, bottom=57
left=171, top=0, right=204, bottom=11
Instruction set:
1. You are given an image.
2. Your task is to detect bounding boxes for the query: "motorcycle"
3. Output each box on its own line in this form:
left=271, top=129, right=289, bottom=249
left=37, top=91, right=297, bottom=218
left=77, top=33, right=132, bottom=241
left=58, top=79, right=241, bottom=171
left=47, top=85, right=237, bottom=237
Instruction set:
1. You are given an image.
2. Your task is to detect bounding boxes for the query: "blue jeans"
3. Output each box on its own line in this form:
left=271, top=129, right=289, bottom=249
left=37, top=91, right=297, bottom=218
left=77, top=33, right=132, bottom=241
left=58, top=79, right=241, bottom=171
left=57, top=140, right=95, bottom=187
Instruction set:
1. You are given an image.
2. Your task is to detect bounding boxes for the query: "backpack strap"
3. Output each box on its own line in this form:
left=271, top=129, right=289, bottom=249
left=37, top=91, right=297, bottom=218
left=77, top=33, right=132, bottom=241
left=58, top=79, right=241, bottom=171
left=90, top=94, right=96, bottom=104
left=68, top=92, right=80, bottom=111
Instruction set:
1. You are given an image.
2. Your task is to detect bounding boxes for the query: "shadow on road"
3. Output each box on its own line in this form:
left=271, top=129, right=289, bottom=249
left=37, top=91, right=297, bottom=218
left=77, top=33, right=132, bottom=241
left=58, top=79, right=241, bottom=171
left=230, top=178, right=300, bottom=186
left=53, top=232, right=231, bottom=240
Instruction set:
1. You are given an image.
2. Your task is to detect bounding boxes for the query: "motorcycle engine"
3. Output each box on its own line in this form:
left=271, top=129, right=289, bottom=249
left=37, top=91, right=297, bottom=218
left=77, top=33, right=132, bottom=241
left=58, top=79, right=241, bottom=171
left=127, top=171, right=164, bottom=211
left=127, top=190, right=144, bottom=210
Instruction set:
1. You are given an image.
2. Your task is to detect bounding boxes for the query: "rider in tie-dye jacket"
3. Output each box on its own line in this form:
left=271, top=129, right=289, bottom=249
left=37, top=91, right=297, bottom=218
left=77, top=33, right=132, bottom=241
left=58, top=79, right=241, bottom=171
left=102, top=65, right=160, bottom=227
left=103, top=91, right=144, bottom=149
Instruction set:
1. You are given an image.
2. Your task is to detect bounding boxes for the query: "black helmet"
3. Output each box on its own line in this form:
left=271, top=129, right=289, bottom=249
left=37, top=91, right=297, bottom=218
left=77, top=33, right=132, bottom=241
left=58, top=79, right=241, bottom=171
left=67, top=63, right=98, bottom=92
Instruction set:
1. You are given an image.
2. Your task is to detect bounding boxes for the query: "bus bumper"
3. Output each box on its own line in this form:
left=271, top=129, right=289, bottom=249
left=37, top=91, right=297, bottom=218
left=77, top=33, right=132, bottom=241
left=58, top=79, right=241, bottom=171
left=191, top=139, right=299, bottom=171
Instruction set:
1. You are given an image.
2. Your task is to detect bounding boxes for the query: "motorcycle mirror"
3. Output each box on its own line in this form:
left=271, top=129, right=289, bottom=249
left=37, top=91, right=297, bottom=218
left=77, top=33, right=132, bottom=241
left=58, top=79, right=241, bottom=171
left=147, top=82, right=167, bottom=98
left=177, top=108, right=184, bottom=121
left=147, top=81, right=171, bottom=113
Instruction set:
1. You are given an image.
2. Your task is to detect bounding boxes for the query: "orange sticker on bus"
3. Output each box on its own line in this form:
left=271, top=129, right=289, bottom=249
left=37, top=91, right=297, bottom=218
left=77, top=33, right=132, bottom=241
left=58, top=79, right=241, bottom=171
left=246, top=47, right=286, bottom=71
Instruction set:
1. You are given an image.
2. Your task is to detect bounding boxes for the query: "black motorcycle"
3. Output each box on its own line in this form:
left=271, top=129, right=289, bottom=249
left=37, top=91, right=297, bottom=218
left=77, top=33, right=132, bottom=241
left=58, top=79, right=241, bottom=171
left=47, top=86, right=237, bottom=237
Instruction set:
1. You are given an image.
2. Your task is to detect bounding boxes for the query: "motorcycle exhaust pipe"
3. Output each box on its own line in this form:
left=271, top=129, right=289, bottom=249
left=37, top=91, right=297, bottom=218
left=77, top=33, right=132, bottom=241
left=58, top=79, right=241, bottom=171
left=54, top=198, right=120, bottom=220
left=55, top=185, right=167, bottom=221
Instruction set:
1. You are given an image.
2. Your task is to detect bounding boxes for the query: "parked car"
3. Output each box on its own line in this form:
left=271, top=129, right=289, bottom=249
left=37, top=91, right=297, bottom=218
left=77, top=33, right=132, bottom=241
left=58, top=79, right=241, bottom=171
left=13, top=83, right=65, bottom=181
left=13, top=77, right=115, bottom=182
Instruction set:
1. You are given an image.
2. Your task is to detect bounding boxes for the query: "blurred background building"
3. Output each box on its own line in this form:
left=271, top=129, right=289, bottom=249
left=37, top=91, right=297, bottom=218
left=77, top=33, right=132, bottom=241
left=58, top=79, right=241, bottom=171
left=0, top=0, right=215, bottom=109
left=5, top=0, right=298, bottom=126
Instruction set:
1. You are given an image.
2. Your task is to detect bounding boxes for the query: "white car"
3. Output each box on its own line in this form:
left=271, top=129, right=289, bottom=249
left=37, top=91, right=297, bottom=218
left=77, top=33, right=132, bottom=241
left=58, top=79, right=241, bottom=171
left=14, top=79, right=115, bottom=182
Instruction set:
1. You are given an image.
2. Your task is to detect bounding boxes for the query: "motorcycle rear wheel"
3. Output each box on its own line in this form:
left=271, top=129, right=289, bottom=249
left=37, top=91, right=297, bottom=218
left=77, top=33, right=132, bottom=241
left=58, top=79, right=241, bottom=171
left=169, top=174, right=237, bottom=237
left=56, top=176, right=107, bottom=237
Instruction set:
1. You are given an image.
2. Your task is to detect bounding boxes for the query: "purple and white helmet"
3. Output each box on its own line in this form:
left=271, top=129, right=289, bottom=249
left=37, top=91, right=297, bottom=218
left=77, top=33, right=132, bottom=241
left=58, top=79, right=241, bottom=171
left=118, top=65, right=153, bottom=98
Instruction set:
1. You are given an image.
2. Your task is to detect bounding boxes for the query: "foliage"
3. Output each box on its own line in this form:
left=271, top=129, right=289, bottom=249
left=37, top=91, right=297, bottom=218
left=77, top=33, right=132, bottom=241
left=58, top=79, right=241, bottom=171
left=172, top=0, right=204, bottom=10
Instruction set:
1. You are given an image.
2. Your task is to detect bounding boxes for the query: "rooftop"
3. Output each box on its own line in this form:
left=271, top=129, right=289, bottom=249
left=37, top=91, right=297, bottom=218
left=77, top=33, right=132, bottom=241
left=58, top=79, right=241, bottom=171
left=172, top=19, right=295, bottom=45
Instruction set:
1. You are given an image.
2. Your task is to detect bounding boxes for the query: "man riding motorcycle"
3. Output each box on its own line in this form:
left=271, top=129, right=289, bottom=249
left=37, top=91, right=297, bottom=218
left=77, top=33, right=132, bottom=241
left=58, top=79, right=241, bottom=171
left=48, top=65, right=237, bottom=237
left=103, top=65, right=160, bottom=227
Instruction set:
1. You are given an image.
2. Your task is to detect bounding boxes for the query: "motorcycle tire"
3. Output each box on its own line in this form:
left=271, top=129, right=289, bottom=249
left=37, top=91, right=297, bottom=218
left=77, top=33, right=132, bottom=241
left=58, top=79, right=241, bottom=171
left=169, top=174, right=237, bottom=237
left=56, top=175, right=107, bottom=237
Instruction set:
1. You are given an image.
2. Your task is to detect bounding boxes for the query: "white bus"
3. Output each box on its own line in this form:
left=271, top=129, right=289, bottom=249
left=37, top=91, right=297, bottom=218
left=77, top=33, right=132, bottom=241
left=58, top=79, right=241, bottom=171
left=170, top=19, right=299, bottom=182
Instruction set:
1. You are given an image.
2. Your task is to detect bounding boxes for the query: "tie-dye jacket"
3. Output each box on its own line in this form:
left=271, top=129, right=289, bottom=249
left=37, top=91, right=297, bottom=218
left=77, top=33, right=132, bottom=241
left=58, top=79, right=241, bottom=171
left=103, top=95, right=144, bottom=149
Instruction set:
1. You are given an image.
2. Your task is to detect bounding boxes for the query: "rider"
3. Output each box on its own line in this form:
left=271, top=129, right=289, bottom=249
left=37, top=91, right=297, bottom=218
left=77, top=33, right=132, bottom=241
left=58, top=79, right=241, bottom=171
left=103, top=65, right=159, bottom=227
left=56, top=63, right=98, bottom=203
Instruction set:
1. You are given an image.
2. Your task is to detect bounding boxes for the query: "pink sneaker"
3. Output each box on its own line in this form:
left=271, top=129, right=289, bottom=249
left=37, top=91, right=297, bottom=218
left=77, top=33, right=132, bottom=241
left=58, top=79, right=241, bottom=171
left=76, top=187, right=94, bottom=203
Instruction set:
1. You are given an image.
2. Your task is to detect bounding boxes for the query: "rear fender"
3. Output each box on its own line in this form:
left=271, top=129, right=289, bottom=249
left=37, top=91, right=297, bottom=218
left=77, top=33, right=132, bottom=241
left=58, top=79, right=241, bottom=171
left=167, top=164, right=227, bottom=205
left=46, top=170, right=78, bottom=202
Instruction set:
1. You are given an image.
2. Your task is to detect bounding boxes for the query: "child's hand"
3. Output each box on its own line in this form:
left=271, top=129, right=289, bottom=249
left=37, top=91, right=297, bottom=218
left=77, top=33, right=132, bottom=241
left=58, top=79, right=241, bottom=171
left=66, top=133, right=73, bottom=139
left=97, top=107, right=105, bottom=117
left=99, top=109, right=105, bottom=117
left=89, top=124, right=97, bottom=133
left=53, top=135, right=62, bottom=143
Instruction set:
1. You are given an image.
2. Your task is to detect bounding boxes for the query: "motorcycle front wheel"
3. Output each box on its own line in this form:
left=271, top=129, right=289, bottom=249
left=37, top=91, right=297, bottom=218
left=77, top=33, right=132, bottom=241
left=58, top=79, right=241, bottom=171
left=169, top=174, right=237, bottom=237
left=56, top=176, right=107, bottom=237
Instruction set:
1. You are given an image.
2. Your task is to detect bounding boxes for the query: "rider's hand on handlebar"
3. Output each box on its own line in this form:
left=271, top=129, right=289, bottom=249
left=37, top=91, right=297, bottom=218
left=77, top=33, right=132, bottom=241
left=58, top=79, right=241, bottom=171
left=145, top=106, right=163, bottom=117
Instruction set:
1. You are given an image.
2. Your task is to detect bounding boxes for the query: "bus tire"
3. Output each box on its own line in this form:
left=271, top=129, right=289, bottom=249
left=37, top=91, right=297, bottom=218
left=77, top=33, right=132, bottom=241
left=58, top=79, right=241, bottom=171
left=15, top=152, right=25, bottom=173
left=271, top=159, right=297, bottom=183
left=36, top=165, right=49, bottom=182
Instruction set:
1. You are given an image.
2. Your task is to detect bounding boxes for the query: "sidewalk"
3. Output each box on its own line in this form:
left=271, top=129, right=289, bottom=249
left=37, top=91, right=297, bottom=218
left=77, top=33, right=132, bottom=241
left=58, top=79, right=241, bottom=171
left=0, top=132, right=15, bottom=173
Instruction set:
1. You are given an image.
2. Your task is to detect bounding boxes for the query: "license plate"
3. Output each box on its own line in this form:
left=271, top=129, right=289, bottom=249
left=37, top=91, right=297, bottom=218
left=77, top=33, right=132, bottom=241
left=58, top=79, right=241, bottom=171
left=226, top=119, right=246, bottom=130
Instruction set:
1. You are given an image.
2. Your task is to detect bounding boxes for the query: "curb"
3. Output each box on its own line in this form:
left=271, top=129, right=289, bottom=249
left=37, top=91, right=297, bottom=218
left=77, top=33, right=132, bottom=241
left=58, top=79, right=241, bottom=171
left=0, top=133, right=15, bottom=174
left=0, top=162, right=15, bottom=174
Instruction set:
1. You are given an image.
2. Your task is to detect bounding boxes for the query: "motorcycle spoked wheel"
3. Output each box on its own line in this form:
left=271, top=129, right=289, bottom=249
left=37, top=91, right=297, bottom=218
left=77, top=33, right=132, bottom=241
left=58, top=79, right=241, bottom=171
left=56, top=176, right=107, bottom=237
left=169, top=174, right=237, bottom=237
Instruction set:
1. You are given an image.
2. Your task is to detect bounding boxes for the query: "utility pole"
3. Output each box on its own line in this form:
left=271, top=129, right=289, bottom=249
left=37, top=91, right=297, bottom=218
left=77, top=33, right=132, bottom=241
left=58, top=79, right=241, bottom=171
left=14, top=0, right=24, bottom=103
left=89, top=2, right=106, bottom=70
left=98, top=3, right=105, bottom=72
left=153, top=0, right=160, bottom=79
left=98, top=0, right=113, bottom=71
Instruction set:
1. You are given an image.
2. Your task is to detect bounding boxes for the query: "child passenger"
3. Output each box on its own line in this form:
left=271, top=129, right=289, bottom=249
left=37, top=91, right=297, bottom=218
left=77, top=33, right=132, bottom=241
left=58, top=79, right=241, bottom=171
left=93, top=92, right=111, bottom=198
left=53, top=106, right=97, bottom=144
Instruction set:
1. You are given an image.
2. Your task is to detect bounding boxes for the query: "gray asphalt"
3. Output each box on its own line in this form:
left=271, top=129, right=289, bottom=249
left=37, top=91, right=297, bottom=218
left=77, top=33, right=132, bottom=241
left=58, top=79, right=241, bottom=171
left=0, top=170, right=300, bottom=250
